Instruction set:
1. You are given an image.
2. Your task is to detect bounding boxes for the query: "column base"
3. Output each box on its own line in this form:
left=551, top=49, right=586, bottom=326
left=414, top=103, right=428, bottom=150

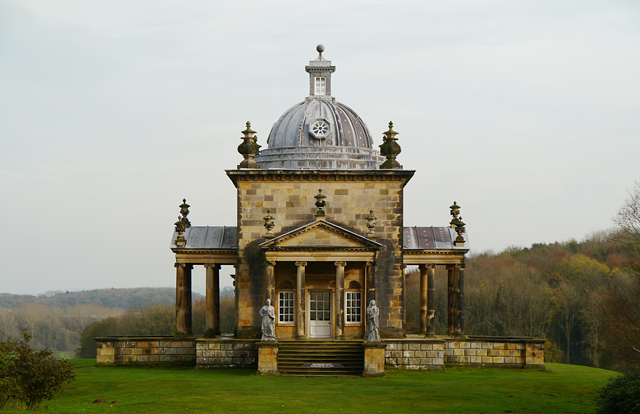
left=295, top=335, right=307, bottom=340
left=204, top=329, right=221, bottom=338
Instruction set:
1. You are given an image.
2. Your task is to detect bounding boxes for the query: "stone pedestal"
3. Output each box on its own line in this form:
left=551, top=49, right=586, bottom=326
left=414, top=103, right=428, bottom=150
left=257, top=342, right=280, bottom=375
left=363, top=343, right=386, bottom=377
left=525, top=342, right=545, bottom=369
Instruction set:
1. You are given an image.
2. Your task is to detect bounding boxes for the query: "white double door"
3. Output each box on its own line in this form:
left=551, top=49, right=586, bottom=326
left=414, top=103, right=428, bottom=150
left=308, top=290, right=332, bottom=338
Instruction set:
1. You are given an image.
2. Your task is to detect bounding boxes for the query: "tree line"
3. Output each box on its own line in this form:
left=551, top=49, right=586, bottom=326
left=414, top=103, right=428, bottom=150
left=76, top=288, right=235, bottom=358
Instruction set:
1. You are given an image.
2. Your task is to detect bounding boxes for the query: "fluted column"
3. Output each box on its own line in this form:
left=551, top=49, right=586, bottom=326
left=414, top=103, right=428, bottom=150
left=175, top=263, right=193, bottom=335
left=419, top=264, right=428, bottom=335
left=335, top=261, right=346, bottom=339
left=265, top=261, right=276, bottom=304
left=427, top=265, right=436, bottom=336
left=205, top=264, right=221, bottom=337
left=295, top=261, right=307, bottom=339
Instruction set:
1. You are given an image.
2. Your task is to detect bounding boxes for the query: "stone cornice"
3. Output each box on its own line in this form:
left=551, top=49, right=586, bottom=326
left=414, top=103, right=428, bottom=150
left=226, top=169, right=415, bottom=188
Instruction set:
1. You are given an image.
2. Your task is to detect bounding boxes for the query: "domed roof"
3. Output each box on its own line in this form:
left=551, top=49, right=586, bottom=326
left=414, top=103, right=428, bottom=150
left=254, top=46, right=383, bottom=170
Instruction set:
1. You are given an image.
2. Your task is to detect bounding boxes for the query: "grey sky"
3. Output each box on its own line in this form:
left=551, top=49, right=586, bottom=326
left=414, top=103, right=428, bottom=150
left=1, top=0, right=639, bottom=295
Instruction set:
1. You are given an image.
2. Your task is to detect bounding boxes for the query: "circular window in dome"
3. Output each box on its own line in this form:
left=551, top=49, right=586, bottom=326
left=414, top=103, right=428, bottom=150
left=309, top=119, right=330, bottom=139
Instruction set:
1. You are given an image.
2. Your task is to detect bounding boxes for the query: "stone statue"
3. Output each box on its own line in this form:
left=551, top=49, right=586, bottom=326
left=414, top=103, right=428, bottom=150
left=259, top=299, right=276, bottom=341
left=367, top=300, right=381, bottom=342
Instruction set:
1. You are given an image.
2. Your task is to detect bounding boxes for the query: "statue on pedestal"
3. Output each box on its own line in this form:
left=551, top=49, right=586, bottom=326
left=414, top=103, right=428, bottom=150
left=367, top=300, right=381, bottom=342
left=259, top=299, right=276, bottom=341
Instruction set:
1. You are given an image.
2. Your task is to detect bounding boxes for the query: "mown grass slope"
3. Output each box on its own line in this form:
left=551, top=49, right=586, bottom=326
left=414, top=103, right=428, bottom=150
left=38, top=361, right=616, bottom=414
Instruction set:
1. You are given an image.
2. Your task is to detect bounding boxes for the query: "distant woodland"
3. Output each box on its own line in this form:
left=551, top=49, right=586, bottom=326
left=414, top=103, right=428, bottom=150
left=0, top=288, right=204, bottom=357
left=4, top=184, right=640, bottom=373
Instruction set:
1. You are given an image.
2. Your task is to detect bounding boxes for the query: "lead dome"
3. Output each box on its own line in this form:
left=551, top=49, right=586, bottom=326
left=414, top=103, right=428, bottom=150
left=254, top=46, right=384, bottom=170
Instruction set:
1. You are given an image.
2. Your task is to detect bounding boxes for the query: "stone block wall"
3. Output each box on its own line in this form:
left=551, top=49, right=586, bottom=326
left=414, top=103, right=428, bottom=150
left=384, top=337, right=545, bottom=371
left=444, top=338, right=545, bottom=368
left=195, top=339, right=258, bottom=369
left=95, top=337, right=196, bottom=366
left=384, top=340, right=446, bottom=370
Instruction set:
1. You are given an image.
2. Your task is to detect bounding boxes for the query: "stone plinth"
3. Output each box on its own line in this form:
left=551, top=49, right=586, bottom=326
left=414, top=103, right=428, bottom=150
left=525, top=342, right=545, bottom=368
left=363, top=343, right=386, bottom=377
left=257, top=342, right=280, bottom=375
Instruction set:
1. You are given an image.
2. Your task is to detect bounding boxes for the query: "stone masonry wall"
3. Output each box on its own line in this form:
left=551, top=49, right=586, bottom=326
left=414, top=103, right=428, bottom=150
left=228, top=170, right=413, bottom=338
left=444, top=338, right=545, bottom=368
left=195, top=339, right=258, bottom=369
left=95, top=337, right=196, bottom=366
left=385, top=337, right=545, bottom=371
left=384, top=340, right=446, bottom=370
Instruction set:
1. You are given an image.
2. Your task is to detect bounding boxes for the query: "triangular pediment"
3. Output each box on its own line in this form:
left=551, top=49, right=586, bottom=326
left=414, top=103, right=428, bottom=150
left=260, top=220, right=382, bottom=250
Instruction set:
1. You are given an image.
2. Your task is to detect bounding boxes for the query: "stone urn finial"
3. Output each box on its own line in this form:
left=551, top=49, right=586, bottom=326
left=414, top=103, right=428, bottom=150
left=453, top=216, right=466, bottom=247
left=379, top=121, right=402, bottom=169
left=314, top=189, right=327, bottom=218
left=179, top=198, right=191, bottom=229
left=174, top=215, right=186, bottom=247
left=263, top=209, right=275, bottom=238
left=366, top=209, right=377, bottom=238
left=237, top=121, right=261, bottom=169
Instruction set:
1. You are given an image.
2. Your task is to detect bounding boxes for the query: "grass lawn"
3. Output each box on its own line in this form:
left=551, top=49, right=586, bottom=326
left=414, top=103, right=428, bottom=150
left=36, top=360, right=616, bottom=414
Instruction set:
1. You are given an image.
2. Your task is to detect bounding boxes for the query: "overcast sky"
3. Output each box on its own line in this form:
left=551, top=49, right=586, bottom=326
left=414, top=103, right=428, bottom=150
left=1, top=0, right=639, bottom=295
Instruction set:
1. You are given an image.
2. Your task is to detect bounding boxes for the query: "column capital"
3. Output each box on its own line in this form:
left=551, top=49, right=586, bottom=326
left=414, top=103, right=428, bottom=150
left=175, top=263, right=186, bottom=268
left=204, top=264, right=221, bottom=270
left=365, top=261, right=373, bottom=267
left=266, top=260, right=276, bottom=267
left=334, top=261, right=347, bottom=268
left=295, top=261, right=307, bottom=267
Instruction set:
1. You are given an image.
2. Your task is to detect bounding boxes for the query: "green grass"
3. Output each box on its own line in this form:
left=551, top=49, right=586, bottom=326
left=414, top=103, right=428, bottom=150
left=35, top=361, right=617, bottom=414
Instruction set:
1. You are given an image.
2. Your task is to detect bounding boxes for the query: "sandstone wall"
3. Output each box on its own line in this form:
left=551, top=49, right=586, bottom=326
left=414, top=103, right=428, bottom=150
left=95, top=337, right=196, bottom=366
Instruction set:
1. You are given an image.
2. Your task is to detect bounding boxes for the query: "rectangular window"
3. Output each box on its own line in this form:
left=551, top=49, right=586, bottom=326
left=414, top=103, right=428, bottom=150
left=314, top=77, right=326, bottom=95
left=278, top=291, right=295, bottom=323
left=345, top=291, right=362, bottom=323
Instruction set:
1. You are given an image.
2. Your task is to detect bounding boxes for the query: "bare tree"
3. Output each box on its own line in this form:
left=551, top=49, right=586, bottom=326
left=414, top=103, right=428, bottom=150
left=613, top=180, right=640, bottom=272
left=0, top=307, right=18, bottom=341
left=556, top=282, right=583, bottom=364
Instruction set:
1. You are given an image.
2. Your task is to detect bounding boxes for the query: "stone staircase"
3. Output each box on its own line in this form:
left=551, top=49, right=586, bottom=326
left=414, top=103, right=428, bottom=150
left=277, top=340, right=365, bottom=376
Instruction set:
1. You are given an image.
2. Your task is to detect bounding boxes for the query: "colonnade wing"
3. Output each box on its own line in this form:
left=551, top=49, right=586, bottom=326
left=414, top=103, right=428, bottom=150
left=171, top=226, right=238, bottom=336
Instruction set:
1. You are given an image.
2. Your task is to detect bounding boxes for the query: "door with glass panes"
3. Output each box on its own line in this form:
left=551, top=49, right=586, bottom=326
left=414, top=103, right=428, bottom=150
left=308, top=290, right=332, bottom=338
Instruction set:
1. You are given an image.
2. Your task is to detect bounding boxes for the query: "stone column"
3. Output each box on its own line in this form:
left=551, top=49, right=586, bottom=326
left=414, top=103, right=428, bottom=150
left=427, top=265, right=436, bottom=336
left=335, top=261, right=346, bottom=339
left=447, top=265, right=457, bottom=335
left=364, top=261, right=373, bottom=340
left=265, top=261, right=276, bottom=304
left=295, top=261, right=307, bottom=339
left=458, top=265, right=465, bottom=335
left=205, top=264, right=221, bottom=337
left=402, top=264, right=408, bottom=330
left=419, top=265, right=428, bottom=335
left=175, top=263, right=193, bottom=335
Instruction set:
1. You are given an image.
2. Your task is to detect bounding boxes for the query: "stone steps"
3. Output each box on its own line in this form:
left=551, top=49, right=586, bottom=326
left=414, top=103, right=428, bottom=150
left=277, top=340, right=364, bottom=376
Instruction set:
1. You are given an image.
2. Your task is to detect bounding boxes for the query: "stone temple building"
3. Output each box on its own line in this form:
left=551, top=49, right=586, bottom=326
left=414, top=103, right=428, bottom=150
left=96, top=46, right=545, bottom=375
